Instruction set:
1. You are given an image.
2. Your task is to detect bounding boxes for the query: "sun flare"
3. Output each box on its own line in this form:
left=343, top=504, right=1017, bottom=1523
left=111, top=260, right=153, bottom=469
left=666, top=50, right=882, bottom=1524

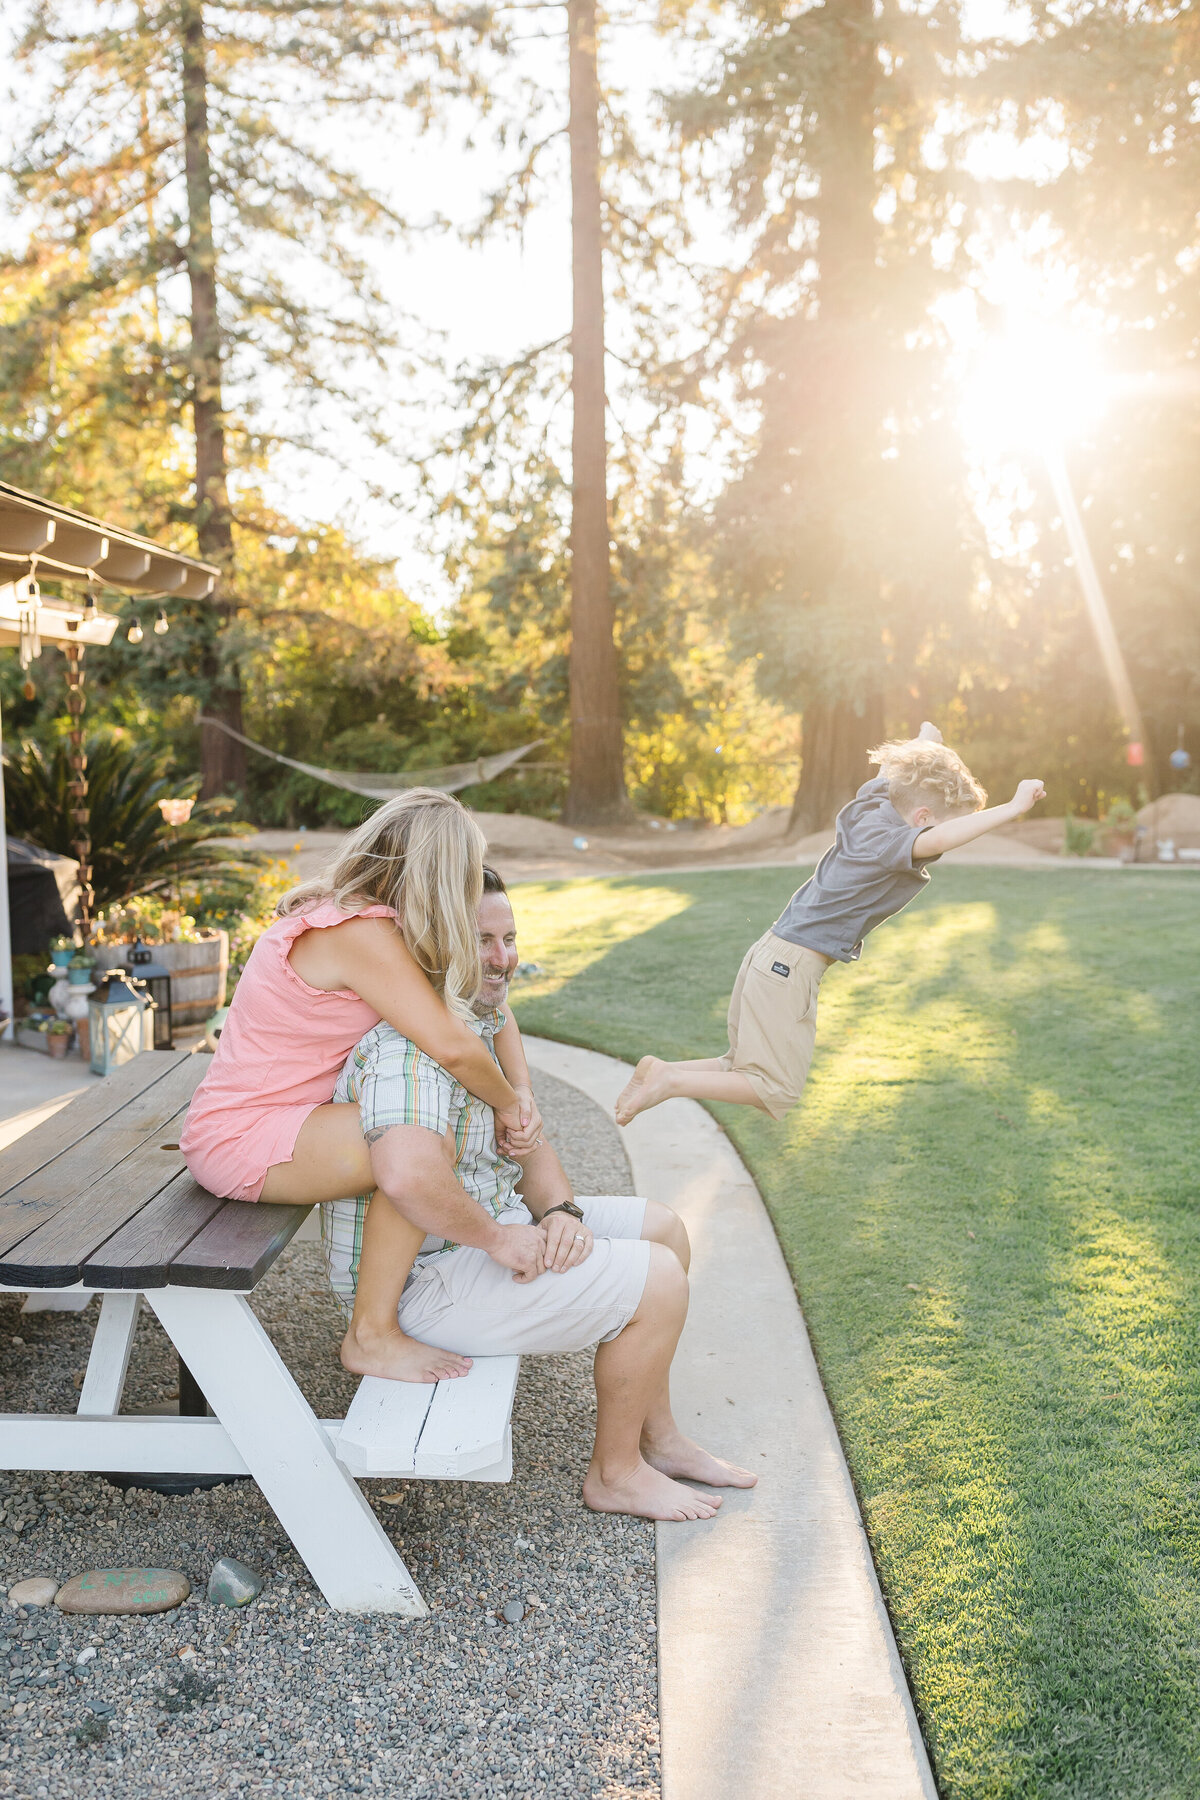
left=958, top=322, right=1108, bottom=456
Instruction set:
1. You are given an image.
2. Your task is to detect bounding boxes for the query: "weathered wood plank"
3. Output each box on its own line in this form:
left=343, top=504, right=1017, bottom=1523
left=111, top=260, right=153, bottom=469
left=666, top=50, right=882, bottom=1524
left=0, top=1051, right=191, bottom=1197
left=79, top=1172, right=227, bottom=1290
left=336, top=1375, right=436, bottom=1477
left=0, top=1105, right=192, bottom=1286
left=0, top=1059, right=205, bottom=1262
left=167, top=1200, right=311, bottom=1290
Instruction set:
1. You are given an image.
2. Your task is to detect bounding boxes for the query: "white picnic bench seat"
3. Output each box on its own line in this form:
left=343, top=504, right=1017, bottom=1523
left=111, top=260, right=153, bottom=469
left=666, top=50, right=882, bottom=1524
left=0, top=1050, right=522, bottom=1616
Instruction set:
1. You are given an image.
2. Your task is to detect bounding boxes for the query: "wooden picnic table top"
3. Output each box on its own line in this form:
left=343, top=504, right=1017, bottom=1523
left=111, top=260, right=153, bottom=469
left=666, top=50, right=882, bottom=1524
left=0, top=1051, right=310, bottom=1291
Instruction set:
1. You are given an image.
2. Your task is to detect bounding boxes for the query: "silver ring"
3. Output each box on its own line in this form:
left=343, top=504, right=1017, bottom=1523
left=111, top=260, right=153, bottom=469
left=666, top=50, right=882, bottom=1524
left=574, top=1233, right=585, bottom=1242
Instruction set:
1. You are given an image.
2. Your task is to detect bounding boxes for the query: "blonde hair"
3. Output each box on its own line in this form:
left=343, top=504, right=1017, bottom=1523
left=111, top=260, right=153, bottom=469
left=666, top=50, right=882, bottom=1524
left=868, top=738, right=987, bottom=819
left=278, top=788, right=487, bottom=1018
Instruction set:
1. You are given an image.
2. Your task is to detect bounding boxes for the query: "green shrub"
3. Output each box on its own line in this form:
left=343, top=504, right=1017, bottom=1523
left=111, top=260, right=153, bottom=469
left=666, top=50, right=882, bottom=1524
left=2, top=733, right=260, bottom=908
left=1064, top=813, right=1098, bottom=857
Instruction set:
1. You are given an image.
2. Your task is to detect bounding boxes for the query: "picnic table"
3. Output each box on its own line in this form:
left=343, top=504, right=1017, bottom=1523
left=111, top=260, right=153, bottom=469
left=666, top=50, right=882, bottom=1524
left=0, top=1050, right=518, bottom=1615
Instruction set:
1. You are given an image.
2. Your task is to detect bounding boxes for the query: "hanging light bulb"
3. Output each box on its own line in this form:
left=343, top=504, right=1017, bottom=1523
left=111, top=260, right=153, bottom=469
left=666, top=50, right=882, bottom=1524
left=154, top=609, right=169, bottom=636
left=127, top=619, right=144, bottom=645
left=82, top=577, right=98, bottom=622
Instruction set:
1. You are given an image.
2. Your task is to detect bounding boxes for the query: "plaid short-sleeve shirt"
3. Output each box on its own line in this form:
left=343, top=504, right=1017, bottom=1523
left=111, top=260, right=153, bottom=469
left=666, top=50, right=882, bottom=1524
left=321, top=1010, right=523, bottom=1310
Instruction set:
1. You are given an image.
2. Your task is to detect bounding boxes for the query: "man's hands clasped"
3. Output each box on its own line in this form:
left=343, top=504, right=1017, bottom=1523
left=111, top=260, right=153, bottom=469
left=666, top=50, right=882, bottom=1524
left=496, top=1085, right=545, bottom=1156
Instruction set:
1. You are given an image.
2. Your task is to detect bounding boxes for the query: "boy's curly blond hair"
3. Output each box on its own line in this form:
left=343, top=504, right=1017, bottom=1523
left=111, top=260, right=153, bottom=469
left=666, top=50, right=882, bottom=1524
left=868, top=738, right=987, bottom=819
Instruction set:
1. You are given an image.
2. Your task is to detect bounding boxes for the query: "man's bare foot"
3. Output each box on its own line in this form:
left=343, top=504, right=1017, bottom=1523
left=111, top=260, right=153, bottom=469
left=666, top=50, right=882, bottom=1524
left=340, top=1322, right=472, bottom=1384
left=583, top=1458, right=722, bottom=1521
left=643, top=1432, right=758, bottom=1489
left=615, top=1056, right=673, bottom=1127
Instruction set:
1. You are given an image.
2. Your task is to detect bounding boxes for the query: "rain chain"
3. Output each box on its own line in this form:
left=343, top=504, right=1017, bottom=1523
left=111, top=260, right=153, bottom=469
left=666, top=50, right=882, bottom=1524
left=64, top=632, right=94, bottom=940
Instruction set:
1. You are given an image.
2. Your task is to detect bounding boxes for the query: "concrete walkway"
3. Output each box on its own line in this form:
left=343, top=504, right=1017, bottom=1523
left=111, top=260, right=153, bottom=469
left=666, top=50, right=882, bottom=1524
left=526, top=1035, right=937, bottom=1800
left=0, top=1042, right=92, bottom=1152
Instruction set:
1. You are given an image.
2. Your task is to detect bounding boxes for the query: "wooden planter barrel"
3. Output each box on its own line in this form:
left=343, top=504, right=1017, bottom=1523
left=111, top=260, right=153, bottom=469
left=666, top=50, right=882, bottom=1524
left=92, top=931, right=229, bottom=1027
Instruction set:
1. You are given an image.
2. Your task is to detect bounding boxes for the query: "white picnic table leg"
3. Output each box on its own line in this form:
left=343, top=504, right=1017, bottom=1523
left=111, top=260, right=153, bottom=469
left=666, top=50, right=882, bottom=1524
left=78, top=1293, right=141, bottom=1415
left=148, top=1286, right=427, bottom=1617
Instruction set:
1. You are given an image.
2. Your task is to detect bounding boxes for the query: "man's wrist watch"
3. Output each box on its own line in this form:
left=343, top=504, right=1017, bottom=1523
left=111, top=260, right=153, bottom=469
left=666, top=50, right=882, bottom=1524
left=541, top=1200, right=585, bottom=1224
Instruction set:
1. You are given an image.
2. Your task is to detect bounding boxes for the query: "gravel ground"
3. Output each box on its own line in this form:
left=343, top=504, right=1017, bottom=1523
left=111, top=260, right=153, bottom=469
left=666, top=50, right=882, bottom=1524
left=0, top=1069, right=659, bottom=1799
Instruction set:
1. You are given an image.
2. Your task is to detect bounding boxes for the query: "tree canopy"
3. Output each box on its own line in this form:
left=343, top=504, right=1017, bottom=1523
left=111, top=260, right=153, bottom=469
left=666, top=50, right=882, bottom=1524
left=1, top=0, right=1195, bottom=830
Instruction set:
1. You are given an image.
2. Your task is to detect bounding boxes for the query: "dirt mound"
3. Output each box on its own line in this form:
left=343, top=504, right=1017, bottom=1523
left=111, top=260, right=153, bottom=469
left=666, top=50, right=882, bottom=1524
left=1138, top=792, right=1200, bottom=848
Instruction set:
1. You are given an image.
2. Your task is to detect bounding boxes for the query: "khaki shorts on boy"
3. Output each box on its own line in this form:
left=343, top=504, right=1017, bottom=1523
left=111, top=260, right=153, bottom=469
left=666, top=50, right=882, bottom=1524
left=719, top=929, right=830, bottom=1119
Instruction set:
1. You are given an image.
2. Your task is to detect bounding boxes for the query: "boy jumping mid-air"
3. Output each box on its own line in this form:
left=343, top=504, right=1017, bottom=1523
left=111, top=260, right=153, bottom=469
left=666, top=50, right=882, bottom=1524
left=614, top=723, right=1045, bottom=1127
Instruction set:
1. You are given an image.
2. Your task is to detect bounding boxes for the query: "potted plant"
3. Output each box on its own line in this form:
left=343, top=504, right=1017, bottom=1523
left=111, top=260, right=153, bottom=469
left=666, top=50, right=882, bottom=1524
left=68, top=951, right=95, bottom=987
left=91, top=897, right=229, bottom=1028
left=46, top=1019, right=73, bottom=1059
left=49, top=934, right=75, bottom=970
left=1101, top=797, right=1139, bottom=861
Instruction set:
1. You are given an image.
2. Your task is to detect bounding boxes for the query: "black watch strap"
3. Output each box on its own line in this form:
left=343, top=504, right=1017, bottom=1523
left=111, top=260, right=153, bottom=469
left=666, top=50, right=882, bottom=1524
left=541, top=1201, right=585, bottom=1224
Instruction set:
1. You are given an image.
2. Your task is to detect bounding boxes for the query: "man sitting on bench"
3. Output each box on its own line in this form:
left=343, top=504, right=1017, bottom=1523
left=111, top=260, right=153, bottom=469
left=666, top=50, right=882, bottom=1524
left=322, top=868, right=756, bottom=1524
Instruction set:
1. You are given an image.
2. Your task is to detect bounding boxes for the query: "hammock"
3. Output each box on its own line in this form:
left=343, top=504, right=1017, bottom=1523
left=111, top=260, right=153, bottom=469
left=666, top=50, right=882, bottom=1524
left=198, top=716, right=541, bottom=800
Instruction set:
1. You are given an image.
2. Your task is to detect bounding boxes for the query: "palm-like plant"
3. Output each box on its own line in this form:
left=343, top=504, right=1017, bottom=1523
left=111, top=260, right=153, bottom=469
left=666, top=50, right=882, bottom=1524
left=2, top=735, right=260, bottom=909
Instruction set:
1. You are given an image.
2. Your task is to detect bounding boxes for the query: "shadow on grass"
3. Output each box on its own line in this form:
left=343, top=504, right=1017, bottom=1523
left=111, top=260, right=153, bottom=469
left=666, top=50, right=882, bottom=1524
left=512, top=866, right=1200, bottom=1800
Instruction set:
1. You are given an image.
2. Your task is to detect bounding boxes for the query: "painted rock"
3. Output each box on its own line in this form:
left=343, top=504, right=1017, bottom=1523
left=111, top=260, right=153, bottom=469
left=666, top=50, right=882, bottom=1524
left=55, top=1568, right=190, bottom=1616
left=206, top=1557, right=262, bottom=1608
left=7, top=1578, right=59, bottom=1609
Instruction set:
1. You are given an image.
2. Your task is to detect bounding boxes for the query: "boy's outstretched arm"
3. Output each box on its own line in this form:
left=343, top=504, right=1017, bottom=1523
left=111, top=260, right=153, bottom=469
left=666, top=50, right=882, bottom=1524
left=913, top=779, right=1046, bottom=859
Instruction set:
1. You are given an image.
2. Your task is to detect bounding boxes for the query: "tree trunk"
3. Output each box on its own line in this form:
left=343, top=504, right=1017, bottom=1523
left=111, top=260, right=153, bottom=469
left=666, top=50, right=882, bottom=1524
left=788, top=694, right=884, bottom=837
left=181, top=0, right=244, bottom=799
left=563, top=0, right=626, bottom=826
left=785, top=0, right=881, bottom=834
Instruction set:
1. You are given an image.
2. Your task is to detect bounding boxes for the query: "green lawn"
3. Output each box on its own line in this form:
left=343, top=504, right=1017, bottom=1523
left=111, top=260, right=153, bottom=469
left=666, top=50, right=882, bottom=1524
left=509, top=866, right=1200, bottom=1800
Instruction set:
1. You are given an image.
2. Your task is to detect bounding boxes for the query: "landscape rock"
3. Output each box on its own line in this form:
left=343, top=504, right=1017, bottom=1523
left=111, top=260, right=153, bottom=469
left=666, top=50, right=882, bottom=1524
left=6, top=1577, right=59, bottom=1609
left=502, top=1598, right=526, bottom=1623
left=55, top=1567, right=190, bottom=1615
left=207, top=1556, right=263, bottom=1608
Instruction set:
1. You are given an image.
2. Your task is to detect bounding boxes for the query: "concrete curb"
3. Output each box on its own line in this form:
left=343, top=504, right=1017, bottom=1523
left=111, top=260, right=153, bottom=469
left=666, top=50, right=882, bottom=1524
left=525, top=1036, right=938, bottom=1800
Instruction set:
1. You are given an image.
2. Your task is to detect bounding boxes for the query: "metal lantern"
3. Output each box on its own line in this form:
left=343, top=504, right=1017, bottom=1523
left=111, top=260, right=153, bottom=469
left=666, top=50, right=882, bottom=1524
left=129, top=939, right=173, bottom=1050
left=88, top=971, right=154, bottom=1075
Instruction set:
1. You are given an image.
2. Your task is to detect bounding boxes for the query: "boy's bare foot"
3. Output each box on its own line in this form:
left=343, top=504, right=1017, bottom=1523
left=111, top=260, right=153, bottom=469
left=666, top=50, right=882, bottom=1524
left=340, top=1322, right=472, bottom=1384
left=643, top=1431, right=758, bottom=1489
left=583, top=1458, right=722, bottom=1521
left=615, top=1056, right=672, bottom=1126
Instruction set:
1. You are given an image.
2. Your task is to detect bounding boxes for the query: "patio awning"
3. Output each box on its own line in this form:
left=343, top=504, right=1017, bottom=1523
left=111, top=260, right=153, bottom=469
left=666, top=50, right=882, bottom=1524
left=0, top=483, right=220, bottom=1040
left=0, top=479, right=219, bottom=599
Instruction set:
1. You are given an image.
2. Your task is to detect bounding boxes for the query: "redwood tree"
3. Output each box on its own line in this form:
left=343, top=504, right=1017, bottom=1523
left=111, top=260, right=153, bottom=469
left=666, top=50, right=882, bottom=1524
left=678, top=0, right=976, bottom=831
left=564, top=0, right=627, bottom=823
left=5, top=0, right=483, bottom=797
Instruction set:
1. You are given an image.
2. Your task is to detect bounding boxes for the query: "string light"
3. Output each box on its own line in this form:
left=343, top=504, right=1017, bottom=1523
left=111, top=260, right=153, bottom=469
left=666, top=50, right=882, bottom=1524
left=154, top=609, right=169, bottom=636
left=127, top=619, right=144, bottom=644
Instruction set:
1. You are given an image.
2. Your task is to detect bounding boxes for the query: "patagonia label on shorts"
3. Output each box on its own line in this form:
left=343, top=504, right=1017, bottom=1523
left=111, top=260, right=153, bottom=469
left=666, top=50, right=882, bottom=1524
left=771, top=961, right=791, bottom=977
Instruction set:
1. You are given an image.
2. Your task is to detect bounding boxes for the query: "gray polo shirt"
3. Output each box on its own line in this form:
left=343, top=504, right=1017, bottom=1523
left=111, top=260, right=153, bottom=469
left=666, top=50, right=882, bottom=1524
left=773, top=776, right=938, bottom=962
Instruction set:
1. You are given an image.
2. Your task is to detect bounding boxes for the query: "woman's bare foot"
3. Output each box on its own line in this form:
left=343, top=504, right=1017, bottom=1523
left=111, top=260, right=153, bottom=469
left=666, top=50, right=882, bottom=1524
left=583, top=1458, right=722, bottom=1521
left=615, top=1056, right=673, bottom=1127
left=643, top=1431, right=758, bottom=1489
left=340, top=1322, right=472, bottom=1384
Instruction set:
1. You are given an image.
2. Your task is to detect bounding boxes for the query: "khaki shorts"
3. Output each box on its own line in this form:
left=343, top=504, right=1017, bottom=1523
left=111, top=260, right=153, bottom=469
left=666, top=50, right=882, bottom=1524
left=720, top=929, right=830, bottom=1119
left=394, top=1195, right=651, bottom=1357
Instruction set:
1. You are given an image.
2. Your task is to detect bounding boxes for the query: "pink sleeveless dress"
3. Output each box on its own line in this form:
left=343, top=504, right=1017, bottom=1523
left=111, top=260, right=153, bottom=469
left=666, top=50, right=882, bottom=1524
left=179, top=901, right=397, bottom=1202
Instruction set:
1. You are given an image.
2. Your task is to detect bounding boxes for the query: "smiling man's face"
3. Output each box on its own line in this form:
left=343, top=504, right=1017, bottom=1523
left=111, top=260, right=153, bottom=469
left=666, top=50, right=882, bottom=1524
left=476, top=889, right=519, bottom=1014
